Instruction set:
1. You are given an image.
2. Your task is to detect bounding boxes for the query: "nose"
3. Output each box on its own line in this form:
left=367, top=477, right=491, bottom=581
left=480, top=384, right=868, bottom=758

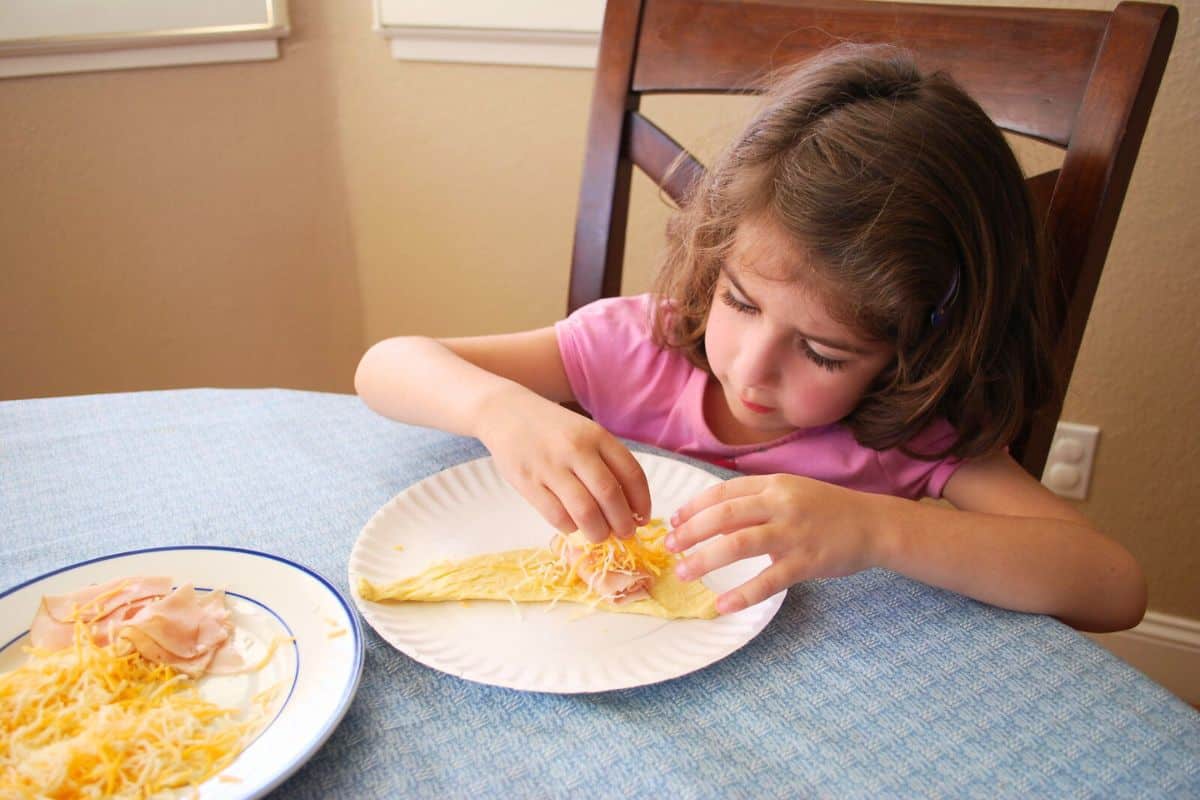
left=733, top=325, right=784, bottom=389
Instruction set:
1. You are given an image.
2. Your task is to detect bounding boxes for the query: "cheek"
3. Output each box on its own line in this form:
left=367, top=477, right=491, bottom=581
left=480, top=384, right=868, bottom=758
left=779, top=368, right=877, bottom=421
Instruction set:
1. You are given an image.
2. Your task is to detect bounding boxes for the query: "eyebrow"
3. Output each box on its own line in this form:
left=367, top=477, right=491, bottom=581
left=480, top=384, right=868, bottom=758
left=722, top=267, right=871, bottom=356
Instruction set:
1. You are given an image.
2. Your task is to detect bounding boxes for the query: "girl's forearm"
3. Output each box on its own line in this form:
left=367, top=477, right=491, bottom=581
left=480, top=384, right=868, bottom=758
left=870, top=496, right=1147, bottom=632
left=354, top=337, right=532, bottom=439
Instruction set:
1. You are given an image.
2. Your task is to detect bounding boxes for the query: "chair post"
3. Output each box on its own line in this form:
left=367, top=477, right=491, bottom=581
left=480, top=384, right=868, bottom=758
left=568, top=0, right=645, bottom=314
left=1024, top=1, right=1178, bottom=477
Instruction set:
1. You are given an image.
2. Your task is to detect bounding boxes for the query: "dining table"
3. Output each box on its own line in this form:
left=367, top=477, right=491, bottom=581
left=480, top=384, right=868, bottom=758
left=2, top=387, right=1198, bottom=799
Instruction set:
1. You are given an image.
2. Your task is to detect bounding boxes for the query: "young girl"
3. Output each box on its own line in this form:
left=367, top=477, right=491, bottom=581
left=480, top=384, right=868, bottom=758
left=355, top=45, right=1146, bottom=633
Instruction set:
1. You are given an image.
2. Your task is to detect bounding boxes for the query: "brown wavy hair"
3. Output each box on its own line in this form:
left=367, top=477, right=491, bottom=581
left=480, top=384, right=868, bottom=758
left=651, top=44, right=1056, bottom=460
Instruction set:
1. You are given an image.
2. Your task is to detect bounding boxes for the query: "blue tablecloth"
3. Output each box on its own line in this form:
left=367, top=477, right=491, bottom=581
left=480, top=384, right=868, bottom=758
left=2, top=388, right=1197, bottom=798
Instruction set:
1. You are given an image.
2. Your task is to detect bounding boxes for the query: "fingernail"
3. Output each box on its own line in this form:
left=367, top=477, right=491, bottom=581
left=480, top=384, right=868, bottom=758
left=665, top=534, right=677, bottom=552
left=716, top=594, right=742, bottom=615
left=670, top=512, right=680, bottom=526
left=633, top=512, right=646, bottom=523
left=674, top=562, right=690, bottom=580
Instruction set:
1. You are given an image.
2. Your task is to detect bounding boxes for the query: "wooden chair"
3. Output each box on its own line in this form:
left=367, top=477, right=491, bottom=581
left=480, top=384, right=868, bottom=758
left=567, top=0, right=1177, bottom=478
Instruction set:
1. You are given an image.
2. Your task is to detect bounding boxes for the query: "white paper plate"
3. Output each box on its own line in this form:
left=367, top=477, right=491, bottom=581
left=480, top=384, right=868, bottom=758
left=0, top=546, right=364, bottom=799
left=350, top=453, right=785, bottom=693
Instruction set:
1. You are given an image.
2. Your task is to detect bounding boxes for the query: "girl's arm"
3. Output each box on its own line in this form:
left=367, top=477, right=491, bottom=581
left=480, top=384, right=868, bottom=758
left=667, top=451, right=1146, bottom=632
left=355, top=329, right=573, bottom=434
left=880, top=451, right=1146, bottom=631
left=354, top=330, right=651, bottom=542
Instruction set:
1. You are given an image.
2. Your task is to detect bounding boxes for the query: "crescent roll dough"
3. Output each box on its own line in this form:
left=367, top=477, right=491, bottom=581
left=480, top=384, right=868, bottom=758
left=357, top=520, right=718, bottom=620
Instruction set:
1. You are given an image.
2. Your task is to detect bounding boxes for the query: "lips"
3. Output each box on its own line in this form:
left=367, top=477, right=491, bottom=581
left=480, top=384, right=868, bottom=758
left=741, top=397, right=774, bottom=414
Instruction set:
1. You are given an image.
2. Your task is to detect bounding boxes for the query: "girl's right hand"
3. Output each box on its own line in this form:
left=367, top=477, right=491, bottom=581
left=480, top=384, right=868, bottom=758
left=475, top=388, right=651, bottom=543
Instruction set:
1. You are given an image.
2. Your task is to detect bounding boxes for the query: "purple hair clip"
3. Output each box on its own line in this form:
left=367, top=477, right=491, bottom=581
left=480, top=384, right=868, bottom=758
left=930, top=269, right=961, bottom=328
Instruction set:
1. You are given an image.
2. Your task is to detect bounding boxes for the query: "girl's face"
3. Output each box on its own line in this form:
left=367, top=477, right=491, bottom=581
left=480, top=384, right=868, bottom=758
left=703, top=215, right=895, bottom=445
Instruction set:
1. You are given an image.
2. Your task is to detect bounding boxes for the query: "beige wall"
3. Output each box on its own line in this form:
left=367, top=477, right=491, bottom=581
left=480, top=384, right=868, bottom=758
left=2, top=0, right=1196, bottom=617
left=0, top=1, right=365, bottom=396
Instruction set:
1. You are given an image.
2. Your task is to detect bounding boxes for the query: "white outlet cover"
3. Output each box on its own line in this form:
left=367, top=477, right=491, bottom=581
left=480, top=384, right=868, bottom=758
left=1041, top=422, right=1100, bottom=500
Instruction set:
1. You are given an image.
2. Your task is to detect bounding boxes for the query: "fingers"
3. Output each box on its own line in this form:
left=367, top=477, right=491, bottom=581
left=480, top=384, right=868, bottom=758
left=531, top=455, right=636, bottom=544
left=549, top=465, right=617, bottom=543
left=670, top=476, right=767, bottom=529
left=520, top=483, right=578, bottom=536
left=714, top=559, right=795, bottom=615
left=667, top=494, right=770, bottom=553
left=673, top=523, right=773, bottom=581
left=549, top=439, right=649, bottom=542
left=512, top=465, right=611, bottom=541
left=503, top=440, right=649, bottom=543
left=600, top=442, right=652, bottom=534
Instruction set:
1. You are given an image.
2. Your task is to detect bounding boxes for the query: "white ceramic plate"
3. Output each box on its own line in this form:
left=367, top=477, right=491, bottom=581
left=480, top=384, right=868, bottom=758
left=0, top=546, right=364, bottom=799
left=350, top=453, right=785, bottom=693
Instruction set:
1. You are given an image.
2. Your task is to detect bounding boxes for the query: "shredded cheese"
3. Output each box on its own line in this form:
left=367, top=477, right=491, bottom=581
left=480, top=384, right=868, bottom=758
left=534, top=519, right=674, bottom=602
left=0, top=626, right=269, bottom=799
left=566, top=519, right=674, bottom=579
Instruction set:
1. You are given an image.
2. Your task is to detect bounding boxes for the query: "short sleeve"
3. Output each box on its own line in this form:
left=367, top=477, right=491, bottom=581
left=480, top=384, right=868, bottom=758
left=553, top=295, right=689, bottom=440
left=875, top=419, right=964, bottom=499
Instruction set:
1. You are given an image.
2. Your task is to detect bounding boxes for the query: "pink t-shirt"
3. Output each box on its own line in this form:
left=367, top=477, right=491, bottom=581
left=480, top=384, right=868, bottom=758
left=554, top=294, right=962, bottom=500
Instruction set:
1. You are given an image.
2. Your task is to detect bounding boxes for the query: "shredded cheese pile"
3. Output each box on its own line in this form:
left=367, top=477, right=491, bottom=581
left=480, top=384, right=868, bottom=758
left=567, top=519, right=674, bottom=578
left=508, top=519, right=674, bottom=606
left=0, top=627, right=271, bottom=799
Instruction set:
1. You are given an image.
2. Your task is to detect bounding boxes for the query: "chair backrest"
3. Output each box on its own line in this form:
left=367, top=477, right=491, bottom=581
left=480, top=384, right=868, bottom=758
left=568, top=0, right=1177, bottom=477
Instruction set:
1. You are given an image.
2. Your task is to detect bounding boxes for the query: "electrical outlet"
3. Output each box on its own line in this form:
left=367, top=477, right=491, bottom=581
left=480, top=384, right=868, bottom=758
left=1041, top=422, right=1100, bottom=500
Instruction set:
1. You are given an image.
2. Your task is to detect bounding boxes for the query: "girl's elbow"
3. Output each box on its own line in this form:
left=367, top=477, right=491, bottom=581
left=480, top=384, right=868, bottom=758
left=354, top=337, right=405, bottom=402
left=1088, top=552, right=1148, bottom=634
left=354, top=336, right=438, bottom=409
left=1113, top=559, right=1149, bottom=632
left=353, top=342, right=382, bottom=400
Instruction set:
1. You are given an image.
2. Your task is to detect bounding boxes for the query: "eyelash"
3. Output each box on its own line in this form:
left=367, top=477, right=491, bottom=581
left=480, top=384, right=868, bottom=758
left=801, top=342, right=848, bottom=372
left=718, top=287, right=757, bottom=316
left=717, top=288, right=847, bottom=373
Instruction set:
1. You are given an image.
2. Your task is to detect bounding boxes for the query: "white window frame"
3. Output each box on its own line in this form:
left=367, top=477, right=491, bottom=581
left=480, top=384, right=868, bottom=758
left=374, top=1, right=604, bottom=69
left=0, top=1, right=289, bottom=79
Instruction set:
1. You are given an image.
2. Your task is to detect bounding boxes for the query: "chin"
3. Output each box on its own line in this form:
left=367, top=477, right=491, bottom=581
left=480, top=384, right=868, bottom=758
left=745, top=408, right=836, bottom=436
left=735, top=413, right=796, bottom=439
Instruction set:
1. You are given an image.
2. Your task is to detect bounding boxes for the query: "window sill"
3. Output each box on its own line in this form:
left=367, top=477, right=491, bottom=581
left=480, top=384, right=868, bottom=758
left=376, top=25, right=599, bottom=70
left=0, top=1, right=288, bottom=79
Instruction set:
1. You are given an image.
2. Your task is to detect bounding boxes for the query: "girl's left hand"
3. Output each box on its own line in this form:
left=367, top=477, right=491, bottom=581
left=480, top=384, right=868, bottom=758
left=666, top=474, right=887, bottom=614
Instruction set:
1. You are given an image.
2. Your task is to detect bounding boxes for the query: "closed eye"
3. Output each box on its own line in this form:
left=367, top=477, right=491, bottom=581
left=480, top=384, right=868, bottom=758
left=718, top=288, right=758, bottom=315
left=800, top=340, right=847, bottom=372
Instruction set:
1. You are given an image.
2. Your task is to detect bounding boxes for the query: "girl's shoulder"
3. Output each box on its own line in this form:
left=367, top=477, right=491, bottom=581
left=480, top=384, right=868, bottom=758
left=872, top=418, right=963, bottom=499
left=554, top=294, right=697, bottom=436
left=902, top=417, right=960, bottom=455
left=562, top=292, right=659, bottom=323
left=555, top=292, right=689, bottom=376
left=555, top=293, right=663, bottom=352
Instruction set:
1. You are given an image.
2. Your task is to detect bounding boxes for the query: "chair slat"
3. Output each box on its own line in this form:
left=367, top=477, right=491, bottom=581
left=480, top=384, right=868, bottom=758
left=627, top=112, right=705, bottom=207
left=633, top=0, right=1109, bottom=145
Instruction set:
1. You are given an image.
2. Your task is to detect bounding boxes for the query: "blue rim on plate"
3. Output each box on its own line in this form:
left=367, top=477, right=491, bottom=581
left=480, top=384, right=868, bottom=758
left=0, top=545, right=365, bottom=799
